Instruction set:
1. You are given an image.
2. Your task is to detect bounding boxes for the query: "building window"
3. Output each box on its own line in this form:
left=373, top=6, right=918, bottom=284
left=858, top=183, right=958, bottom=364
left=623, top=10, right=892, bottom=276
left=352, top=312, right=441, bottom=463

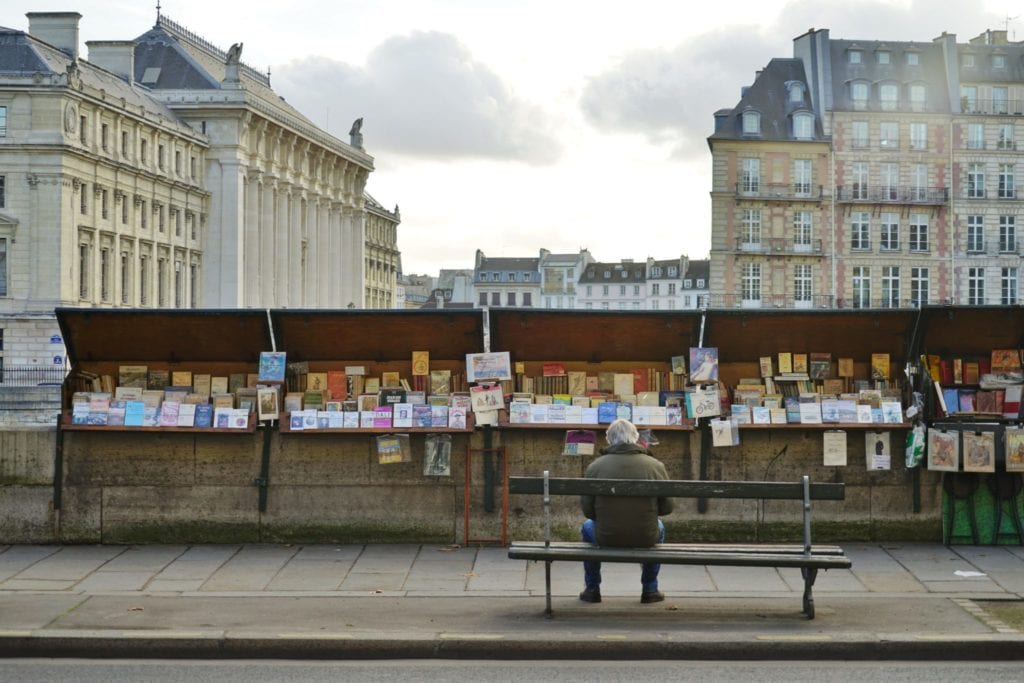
left=789, top=83, right=804, bottom=102
left=651, top=300, right=659, bottom=310
left=190, top=156, right=197, bottom=179
left=174, top=209, right=182, bottom=237
left=741, top=158, right=760, bottom=193
left=741, top=208, right=761, bottom=246
left=879, top=83, right=899, bottom=111
left=967, top=215, right=985, bottom=252
left=993, top=87, right=1009, bottom=115
left=80, top=183, right=88, bottom=214
left=881, top=163, right=899, bottom=200
left=601, top=284, right=608, bottom=296
left=906, top=52, right=919, bottom=66
left=851, top=81, right=869, bottom=109
left=139, top=254, right=149, bottom=306
left=586, top=285, right=592, bottom=296
left=1000, top=216, right=1016, bottom=253
left=158, top=144, right=165, bottom=171
left=684, top=279, right=692, bottom=288
left=998, top=164, right=1015, bottom=198
left=848, top=50, right=862, bottom=64
left=993, top=54, right=1007, bottom=69
left=909, top=84, right=926, bottom=111
left=619, top=285, right=626, bottom=296
left=910, top=123, right=927, bottom=150
left=910, top=267, right=929, bottom=307
left=793, top=159, right=812, bottom=196
left=968, top=267, right=985, bottom=305
left=478, top=292, right=487, bottom=305
left=998, top=124, right=1015, bottom=150
left=651, top=283, right=660, bottom=295
left=174, top=150, right=182, bottom=175
left=741, top=262, right=761, bottom=303
left=666, top=266, right=677, bottom=277
left=877, top=50, right=890, bottom=65
left=851, top=121, right=868, bottom=148
left=697, top=279, right=705, bottom=288
left=633, top=285, right=640, bottom=296
left=880, top=121, right=899, bottom=148
left=121, top=130, right=128, bottom=156
left=968, top=163, right=985, bottom=198
left=961, top=86, right=978, bottom=112
left=851, top=212, right=870, bottom=250
left=523, top=273, right=531, bottom=282
left=121, top=195, right=128, bottom=224
left=742, top=111, right=761, bottom=135
left=491, top=292, right=500, bottom=306
left=1002, top=268, right=1018, bottom=305
left=880, top=213, right=899, bottom=251
left=507, top=292, right=516, bottom=306
left=140, top=139, right=148, bottom=163
left=668, top=283, right=676, bottom=295
left=794, top=264, right=812, bottom=304
left=157, top=257, right=167, bottom=306
left=852, top=267, right=871, bottom=308
left=962, top=53, right=975, bottom=68
left=0, top=176, right=5, bottom=208
left=852, top=162, right=868, bottom=199
left=120, top=251, right=130, bottom=305
left=793, top=113, right=813, bottom=140
left=881, top=266, right=900, bottom=308
left=174, top=260, right=183, bottom=307
left=0, top=237, right=7, bottom=296
left=794, top=211, right=812, bottom=248
left=909, top=214, right=929, bottom=252
left=479, top=272, right=488, bottom=282
left=140, top=200, right=147, bottom=229
left=508, top=272, right=516, bottom=282
left=79, top=243, right=91, bottom=299
left=158, top=205, right=165, bottom=232
left=79, top=115, right=87, bottom=145
left=100, top=123, right=109, bottom=151
left=101, top=189, right=109, bottom=219
left=188, top=213, right=195, bottom=240
left=966, top=123, right=984, bottom=149
left=0, top=105, right=6, bottom=136
left=190, top=263, right=199, bottom=308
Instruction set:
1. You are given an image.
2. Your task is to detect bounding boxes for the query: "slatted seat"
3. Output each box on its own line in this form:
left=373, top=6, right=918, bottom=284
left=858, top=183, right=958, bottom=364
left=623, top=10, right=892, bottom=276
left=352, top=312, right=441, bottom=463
left=507, top=474, right=851, bottom=619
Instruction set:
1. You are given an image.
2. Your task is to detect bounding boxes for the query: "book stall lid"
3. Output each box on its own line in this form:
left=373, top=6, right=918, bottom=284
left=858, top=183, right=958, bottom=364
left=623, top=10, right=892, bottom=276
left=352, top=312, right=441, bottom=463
left=488, top=310, right=702, bottom=362
left=271, top=309, right=485, bottom=362
left=914, top=305, right=1024, bottom=357
left=56, top=308, right=273, bottom=365
left=701, top=308, right=917, bottom=363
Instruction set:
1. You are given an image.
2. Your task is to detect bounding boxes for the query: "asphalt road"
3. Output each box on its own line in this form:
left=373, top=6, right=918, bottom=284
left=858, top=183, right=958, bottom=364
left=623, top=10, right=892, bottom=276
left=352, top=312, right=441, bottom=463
left=0, top=659, right=1021, bottom=682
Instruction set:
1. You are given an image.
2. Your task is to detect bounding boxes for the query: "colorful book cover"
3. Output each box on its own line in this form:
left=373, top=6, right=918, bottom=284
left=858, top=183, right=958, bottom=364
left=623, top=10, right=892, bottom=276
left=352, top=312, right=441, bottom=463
left=808, top=353, right=832, bottom=380
left=411, top=351, right=430, bottom=376
left=194, top=404, right=214, bottom=428
left=542, top=362, right=566, bottom=377
left=412, top=404, right=432, bottom=428
left=258, top=351, right=287, bottom=383
left=373, top=406, right=393, bottom=428
left=159, top=401, right=181, bottom=427
left=430, top=405, right=448, bottom=427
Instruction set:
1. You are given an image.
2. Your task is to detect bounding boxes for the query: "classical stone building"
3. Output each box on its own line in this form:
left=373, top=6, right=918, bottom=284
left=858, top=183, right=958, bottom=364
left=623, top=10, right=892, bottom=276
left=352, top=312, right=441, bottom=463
left=710, top=27, right=1024, bottom=308
left=0, top=11, right=398, bottom=373
left=472, top=249, right=541, bottom=308
left=646, top=256, right=710, bottom=310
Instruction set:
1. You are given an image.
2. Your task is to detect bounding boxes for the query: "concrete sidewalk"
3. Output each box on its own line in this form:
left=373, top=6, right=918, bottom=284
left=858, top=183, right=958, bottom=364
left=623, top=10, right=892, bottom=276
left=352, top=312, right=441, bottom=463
left=0, top=542, right=1022, bottom=659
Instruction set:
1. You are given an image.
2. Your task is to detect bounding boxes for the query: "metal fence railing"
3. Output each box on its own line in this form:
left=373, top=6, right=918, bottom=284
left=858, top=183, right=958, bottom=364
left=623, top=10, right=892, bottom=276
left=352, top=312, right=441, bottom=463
left=0, top=364, right=67, bottom=386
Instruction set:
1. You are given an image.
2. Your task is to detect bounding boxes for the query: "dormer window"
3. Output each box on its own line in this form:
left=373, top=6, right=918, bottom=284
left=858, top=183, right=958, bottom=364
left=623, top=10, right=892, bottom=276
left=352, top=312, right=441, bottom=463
left=851, top=81, right=869, bottom=110
left=909, top=83, right=927, bottom=111
left=906, top=51, right=920, bottom=66
left=993, top=54, right=1007, bottom=69
left=788, top=82, right=804, bottom=103
left=480, top=272, right=488, bottom=282
left=667, top=266, right=678, bottom=277
left=848, top=50, right=863, bottom=64
left=508, top=272, right=516, bottom=282
left=880, top=82, right=899, bottom=111
left=742, top=110, right=761, bottom=135
left=793, top=112, right=814, bottom=140
left=962, top=53, right=976, bottom=68
left=877, top=50, right=890, bottom=65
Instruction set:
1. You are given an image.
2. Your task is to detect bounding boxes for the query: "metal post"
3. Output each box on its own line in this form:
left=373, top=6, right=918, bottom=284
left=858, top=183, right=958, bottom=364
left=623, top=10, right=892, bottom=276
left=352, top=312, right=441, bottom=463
left=256, top=424, right=273, bottom=513
left=802, top=475, right=812, bottom=555
left=483, top=425, right=494, bottom=513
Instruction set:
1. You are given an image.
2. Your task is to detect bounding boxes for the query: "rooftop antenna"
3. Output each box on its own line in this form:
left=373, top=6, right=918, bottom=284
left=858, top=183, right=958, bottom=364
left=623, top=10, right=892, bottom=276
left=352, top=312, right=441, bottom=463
left=1006, top=14, right=1018, bottom=40
left=156, top=0, right=161, bottom=22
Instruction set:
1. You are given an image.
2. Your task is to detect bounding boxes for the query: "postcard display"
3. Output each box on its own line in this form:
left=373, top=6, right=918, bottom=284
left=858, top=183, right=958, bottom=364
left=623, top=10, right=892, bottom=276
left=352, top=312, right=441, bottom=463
left=917, top=306, right=1024, bottom=544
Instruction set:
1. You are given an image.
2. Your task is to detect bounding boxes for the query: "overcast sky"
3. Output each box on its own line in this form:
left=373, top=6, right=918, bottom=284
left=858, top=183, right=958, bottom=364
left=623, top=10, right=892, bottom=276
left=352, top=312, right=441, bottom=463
left=2, top=1, right=1015, bottom=275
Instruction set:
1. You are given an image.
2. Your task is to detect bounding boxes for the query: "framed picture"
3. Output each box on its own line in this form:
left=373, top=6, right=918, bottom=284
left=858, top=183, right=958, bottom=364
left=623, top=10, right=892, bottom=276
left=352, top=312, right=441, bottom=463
left=963, top=431, right=995, bottom=473
left=689, top=347, right=719, bottom=383
left=257, top=386, right=279, bottom=421
left=1006, top=428, right=1024, bottom=472
left=927, top=428, right=959, bottom=472
left=466, top=351, right=512, bottom=383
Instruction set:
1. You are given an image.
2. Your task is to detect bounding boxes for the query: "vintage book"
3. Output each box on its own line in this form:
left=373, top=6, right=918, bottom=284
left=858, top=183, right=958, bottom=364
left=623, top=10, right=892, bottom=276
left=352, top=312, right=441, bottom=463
left=927, top=428, right=959, bottom=471
left=379, top=388, right=407, bottom=406
left=823, top=431, right=847, bottom=466
left=246, top=373, right=260, bottom=388
left=820, top=399, right=841, bottom=423
left=671, top=355, right=687, bottom=376
left=792, top=354, right=808, bottom=374
left=759, top=356, right=773, bottom=378
left=123, top=401, right=145, bottom=427
left=170, top=371, right=192, bottom=388
left=305, top=372, right=328, bottom=393
left=769, top=407, right=788, bottom=424
left=615, top=403, right=632, bottom=422
left=106, top=400, right=127, bottom=426
left=115, top=386, right=144, bottom=401
left=430, top=370, right=451, bottom=395
left=856, top=404, right=874, bottom=423
left=567, top=371, right=587, bottom=397
left=822, top=378, right=845, bottom=396
left=229, top=409, right=250, bottom=429
left=881, top=401, right=903, bottom=423
left=258, top=351, right=287, bottom=383
left=963, top=431, right=996, bottom=473
left=211, top=393, right=235, bottom=410
left=469, top=383, right=503, bottom=412
left=808, top=353, right=832, bottom=380
left=963, top=361, right=980, bottom=385
left=147, top=369, right=170, bottom=391
left=177, top=403, right=197, bottom=428
left=528, top=403, right=549, bottom=423
left=118, top=365, right=148, bottom=389
left=159, top=401, right=181, bottom=427
left=953, top=358, right=963, bottom=385
left=320, top=370, right=345, bottom=401
left=991, top=349, right=1023, bottom=374
left=597, top=401, right=618, bottom=424
left=542, top=362, right=566, bottom=377
left=141, top=390, right=164, bottom=408
left=631, top=369, right=649, bottom=394
left=778, top=352, right=793, bottom=374
left=509, top=402, right=531, bottom=424
left=192, top=374, right=212, bottom=397
left=342, top=411, right=359, bottom=428
left=194, top=404, right=213, bottom=428
left=181, top=392, right=207, bottom=405
left=224, top=373, right=243, bottom=394
left=866, top=431, right=891, bottom=470
left=552, top=393, right=572, bottom=405
left=430, top=405, right=448, bottom=427
left=236, top=387, right=258, bottom=412
left=612, top=373, right=634, bottom=399
left=363, top=377, right=380, bottom=394
left=958, top=389, right=977, bottom=412
left=381, top=371, right=401, bottom=387
left=1006, top=428, right=1024, bottom=472
left=215, top=407, right=233, bottom=429
left=372, top=405, right=393, bottom=428
left=798, top=401, right=822, bottom=424
left=597, top=372, right=616, bottom=393
left=871, top=353, right=890, bottom=381
left=411, top=351, right=430, bottom=376
left=837, top=358, right=854, bottom=378
left=1004, top=385, right=1023, bottom=419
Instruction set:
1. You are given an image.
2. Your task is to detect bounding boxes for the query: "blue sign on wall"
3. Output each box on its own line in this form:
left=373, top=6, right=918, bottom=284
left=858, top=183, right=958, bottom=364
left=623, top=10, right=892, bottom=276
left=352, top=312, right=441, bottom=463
left=50, top=335, right=62, bottom=344
left=53, top=356, right=64, bottom=365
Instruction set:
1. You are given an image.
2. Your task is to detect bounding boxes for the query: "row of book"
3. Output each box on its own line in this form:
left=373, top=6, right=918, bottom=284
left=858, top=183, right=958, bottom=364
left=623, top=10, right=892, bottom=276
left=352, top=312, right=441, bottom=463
left=514, top=366, right=687, bottom=398
left=71, top=394, right=251, bottom=429
left=508, top=401, right=686, bottom=426
left=757, top=352, right=893, bottom=381
left=731, top=396, right=905, bottom=426
left=935, top=385, right=1022, bottom=418
left=287, top=399, right=469, bottom=431
left=285, top=362, right=468, bottom=399
left=923, top=349, right=1024, bottom=386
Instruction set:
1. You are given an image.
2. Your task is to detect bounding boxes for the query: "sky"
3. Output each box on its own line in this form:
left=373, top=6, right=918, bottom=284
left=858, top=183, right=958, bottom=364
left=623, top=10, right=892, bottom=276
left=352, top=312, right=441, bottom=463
left=1, top=0, right=1017, bottom=275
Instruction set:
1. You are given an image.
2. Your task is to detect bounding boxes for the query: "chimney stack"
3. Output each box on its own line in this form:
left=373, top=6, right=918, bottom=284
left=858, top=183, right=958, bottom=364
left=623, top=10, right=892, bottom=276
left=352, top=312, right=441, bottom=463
left=87, top=41, right=135, bottom=83
left=26, top=12, right=82, bottom=60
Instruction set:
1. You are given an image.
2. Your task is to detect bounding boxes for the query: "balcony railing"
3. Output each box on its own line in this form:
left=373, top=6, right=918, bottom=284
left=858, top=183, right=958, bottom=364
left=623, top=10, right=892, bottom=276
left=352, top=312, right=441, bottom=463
left=965, top=243, right=1021, bottom=256
left=733, top=238, right=824, bottom=255
left=835, top=185, right=949, bottom=204
left=734, top=183, right=823, bottom=201
left=702, top=294, right=835, bottom=309
left=961, top=185, right=1023, bottom=200
left=847, top=100, right=938, bottom=114
left=0, top=364, right=67, bottom=386
left=961, top=98, right=1024, bottom=116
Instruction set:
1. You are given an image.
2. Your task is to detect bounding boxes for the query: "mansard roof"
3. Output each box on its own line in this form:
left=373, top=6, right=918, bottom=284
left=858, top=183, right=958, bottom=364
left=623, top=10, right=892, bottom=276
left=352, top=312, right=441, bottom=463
left=710, top=58, right=823, bottom=142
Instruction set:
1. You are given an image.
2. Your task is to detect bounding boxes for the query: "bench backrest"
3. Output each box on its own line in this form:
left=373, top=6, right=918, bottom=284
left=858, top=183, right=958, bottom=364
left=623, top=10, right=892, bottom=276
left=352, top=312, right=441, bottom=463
left=509, top=477, right=845, bottom=501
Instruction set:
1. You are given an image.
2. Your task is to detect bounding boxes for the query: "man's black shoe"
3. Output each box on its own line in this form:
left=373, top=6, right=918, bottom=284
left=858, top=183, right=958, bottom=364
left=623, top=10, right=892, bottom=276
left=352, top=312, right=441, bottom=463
left=640, top=591, right=665, bottom=604
left=579, top=587, right=602, bottom=603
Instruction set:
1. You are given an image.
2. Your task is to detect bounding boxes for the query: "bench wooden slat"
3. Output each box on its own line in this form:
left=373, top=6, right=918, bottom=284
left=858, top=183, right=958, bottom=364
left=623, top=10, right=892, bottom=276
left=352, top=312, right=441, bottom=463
left=509, top=477, right=846, bottom=501
left=509, top=541, right=847, bottom=557
left=508, top=543, right=852, bottom=570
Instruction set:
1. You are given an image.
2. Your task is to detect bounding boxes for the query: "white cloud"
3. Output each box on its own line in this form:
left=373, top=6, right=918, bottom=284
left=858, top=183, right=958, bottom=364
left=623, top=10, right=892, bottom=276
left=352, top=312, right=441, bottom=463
left=274, top=31, right=561, bottom=164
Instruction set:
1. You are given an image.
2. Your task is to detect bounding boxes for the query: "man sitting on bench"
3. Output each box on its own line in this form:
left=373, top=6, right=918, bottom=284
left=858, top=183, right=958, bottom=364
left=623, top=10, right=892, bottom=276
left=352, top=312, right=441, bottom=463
left=579, top=418, right=674, bottom=604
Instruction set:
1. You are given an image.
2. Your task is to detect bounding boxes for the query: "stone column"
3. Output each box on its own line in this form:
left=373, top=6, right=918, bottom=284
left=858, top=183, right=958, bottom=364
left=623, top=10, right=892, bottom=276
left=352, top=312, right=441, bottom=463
left=274, top=182, right=290, bottom=307
left=244, top=169, right=261, bottom=307
left=261, top=178, right=276, bottom=305
left=288, top=190, right=303, bottom=307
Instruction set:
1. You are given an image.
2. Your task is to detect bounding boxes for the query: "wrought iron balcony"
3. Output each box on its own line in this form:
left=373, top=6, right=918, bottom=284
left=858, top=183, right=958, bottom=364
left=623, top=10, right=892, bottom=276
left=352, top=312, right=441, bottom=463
left=961, top=185, right=1023, bottom=200
left=733, top=238, right=824, bottom=255
left=836, top=185, right=948, bottom=204
left=702, top=294, right=835, bottom=309
left=734, top=183, right=823, bottom=201
left=961, top=98, right=1024, bottom=116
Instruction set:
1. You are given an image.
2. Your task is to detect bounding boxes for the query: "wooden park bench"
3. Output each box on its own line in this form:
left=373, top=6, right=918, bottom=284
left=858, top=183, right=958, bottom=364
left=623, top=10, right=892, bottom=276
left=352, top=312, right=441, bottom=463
left=507, top=473, right=851, bottom=619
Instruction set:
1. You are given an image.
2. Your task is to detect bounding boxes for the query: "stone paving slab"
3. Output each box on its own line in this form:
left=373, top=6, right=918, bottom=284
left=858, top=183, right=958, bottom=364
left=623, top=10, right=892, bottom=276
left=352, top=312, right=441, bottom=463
left=0, top=545, right=61, bottom=581
left=76, top=571, right=155, bottom=592
left=95, top=546, right=187, bottom=572
left=12, top=546, right=123, bottom=581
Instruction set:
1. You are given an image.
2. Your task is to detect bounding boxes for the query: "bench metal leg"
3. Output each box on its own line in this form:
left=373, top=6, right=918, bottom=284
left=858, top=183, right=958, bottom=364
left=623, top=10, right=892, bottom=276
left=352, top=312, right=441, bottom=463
left=801, top=567, right=817, bottom=620
left=544, top=561, right=553, bottom=618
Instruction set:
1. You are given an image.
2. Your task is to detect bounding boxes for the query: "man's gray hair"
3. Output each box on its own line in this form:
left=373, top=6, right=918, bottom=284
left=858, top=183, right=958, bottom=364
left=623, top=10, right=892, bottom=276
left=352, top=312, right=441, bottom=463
left=606, top=418, right=640, bottom=446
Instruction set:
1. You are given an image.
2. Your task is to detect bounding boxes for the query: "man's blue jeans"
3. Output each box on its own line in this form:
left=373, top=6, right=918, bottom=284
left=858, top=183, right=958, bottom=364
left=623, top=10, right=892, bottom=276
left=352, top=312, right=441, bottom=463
left=581, top=518, right=665, bottom=593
